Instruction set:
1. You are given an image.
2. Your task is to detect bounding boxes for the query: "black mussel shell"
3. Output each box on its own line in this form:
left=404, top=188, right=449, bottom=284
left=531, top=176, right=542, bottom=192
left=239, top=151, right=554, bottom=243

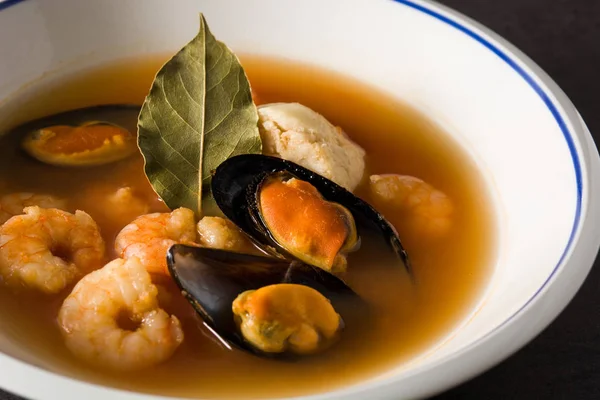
left=10, top=104, right=140, bottom=134
left=13, top=104, right=141, bottom=167
left=166, top=244, right=365, bottom=358
left=211, top=154, right=411, bottom=274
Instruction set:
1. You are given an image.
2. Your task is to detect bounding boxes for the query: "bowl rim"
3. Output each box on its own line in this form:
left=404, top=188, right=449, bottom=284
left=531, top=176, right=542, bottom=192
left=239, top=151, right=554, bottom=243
left=0, top=0, right=597, bottom=399
left=0, top=0, right=22, bottom=12
left=395, top=0, right=585, bottom=349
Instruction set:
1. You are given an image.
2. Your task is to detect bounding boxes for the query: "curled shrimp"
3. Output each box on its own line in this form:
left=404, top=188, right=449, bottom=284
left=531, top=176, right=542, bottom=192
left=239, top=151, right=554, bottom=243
left=0, top=192, right=67, bottom=224
left=58, top=257, right=184, bottom=371
left=369, top=174, right=454, bottom=238
left=0, top=206, right=105, bottom=294
left=115, top=208, right=196, bottom=276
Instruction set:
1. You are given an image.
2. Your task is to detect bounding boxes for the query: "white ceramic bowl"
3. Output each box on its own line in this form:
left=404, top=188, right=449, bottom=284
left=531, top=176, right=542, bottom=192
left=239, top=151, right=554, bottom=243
left=0, top=0, right=598, bottom=399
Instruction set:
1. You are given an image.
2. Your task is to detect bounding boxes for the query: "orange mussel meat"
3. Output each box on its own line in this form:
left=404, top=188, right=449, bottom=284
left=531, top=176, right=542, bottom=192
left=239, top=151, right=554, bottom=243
left=258, top=176, right=358, bottom=273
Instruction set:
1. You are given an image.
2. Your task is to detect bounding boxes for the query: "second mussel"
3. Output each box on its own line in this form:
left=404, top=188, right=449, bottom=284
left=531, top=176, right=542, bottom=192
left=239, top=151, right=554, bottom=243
left=14, top=105, right=140, bottom=167
left=167, top=245, right=367, bottom=358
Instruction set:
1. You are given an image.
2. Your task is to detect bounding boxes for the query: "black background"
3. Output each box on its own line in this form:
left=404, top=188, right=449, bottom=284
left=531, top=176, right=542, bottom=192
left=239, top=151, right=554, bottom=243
left=1, top=0, right=599, bottom=399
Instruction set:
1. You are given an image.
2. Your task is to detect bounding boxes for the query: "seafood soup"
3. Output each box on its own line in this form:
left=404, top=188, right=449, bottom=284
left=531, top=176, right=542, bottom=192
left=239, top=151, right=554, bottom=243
left=0, top=17, right=497, bottom=399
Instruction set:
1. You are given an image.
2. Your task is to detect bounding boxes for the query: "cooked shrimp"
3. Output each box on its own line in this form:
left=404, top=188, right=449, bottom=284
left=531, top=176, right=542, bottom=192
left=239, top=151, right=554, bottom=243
left=196, top=216, right=260, bottom=255
left=0, top=192, right=67, bottom=224
left=58, top=257, right=184, bottom=371
left=115, top=208, right=196, bottom=275
left=369, top=174, right=454, bottom=238
left=0, top=206, right=105, bottom=294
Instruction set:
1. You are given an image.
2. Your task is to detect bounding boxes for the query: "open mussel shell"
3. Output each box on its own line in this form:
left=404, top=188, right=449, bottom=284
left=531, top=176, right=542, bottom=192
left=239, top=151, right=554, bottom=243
left=166, top=244, right=366, bottom=358
left=211, top=154, right=411, bottom=274
left=13, top=104, right=140, bottom=167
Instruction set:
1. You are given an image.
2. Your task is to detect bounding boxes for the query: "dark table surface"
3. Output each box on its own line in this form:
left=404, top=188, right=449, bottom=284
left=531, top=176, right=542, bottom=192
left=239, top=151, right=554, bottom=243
left=1, top=0, right=599, bottom=399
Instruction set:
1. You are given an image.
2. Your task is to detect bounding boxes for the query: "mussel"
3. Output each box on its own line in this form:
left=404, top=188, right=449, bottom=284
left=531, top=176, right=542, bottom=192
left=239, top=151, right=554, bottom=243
left=14, top=105, right=140, bottom=167
left=167, top=244, right=366, bottom=357
left=211, top=154, right=411, bottom=274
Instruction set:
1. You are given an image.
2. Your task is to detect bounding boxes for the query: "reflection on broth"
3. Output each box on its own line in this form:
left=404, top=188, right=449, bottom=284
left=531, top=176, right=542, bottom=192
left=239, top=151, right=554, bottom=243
left=0, top=54, right=496, bottom=398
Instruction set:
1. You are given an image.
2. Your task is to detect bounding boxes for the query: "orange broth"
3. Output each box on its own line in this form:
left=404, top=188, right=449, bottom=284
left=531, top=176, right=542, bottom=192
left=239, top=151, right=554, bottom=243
left=0, top=55, right=496, bottom=398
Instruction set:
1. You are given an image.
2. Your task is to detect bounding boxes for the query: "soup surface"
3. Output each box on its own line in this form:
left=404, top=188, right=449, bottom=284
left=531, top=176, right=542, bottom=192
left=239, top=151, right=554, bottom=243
left=0, top=55, right=496, bottom=398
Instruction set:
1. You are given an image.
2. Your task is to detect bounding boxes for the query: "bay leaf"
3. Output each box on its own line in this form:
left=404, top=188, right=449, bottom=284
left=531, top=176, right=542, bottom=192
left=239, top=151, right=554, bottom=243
left=137, top=14, right=262, bottom=217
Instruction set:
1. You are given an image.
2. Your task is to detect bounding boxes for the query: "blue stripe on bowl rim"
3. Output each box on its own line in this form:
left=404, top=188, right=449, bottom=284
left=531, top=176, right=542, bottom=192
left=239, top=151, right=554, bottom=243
left=391, top=0, right=583, bottom=340
left=0, top=0, right=24, bottom=11
left=0, top=0, right=584, bottom=363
